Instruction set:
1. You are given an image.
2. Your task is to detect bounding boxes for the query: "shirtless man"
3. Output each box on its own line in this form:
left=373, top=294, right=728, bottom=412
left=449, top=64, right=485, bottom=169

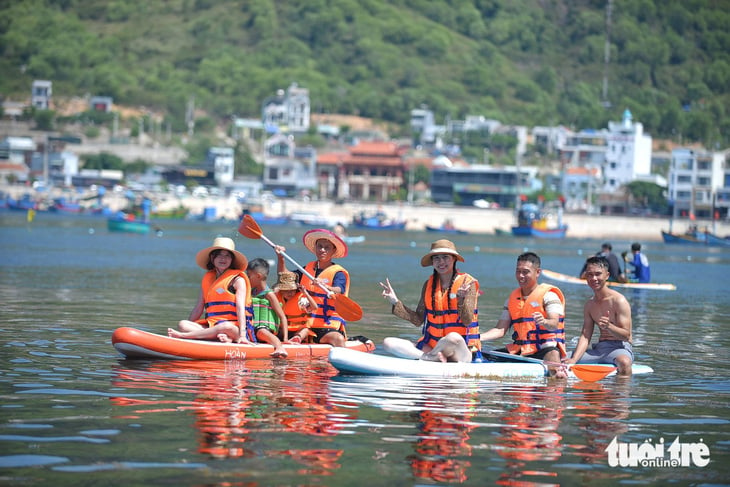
left=564, top=255, right=634, bottom=376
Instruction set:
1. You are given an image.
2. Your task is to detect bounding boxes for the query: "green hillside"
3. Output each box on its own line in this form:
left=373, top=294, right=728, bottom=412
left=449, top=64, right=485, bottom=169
left=1, top=0, right=728, bottom=146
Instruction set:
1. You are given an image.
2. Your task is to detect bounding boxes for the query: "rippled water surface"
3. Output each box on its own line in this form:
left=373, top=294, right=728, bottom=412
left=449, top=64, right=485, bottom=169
left=1, top=211, right=729, bottom=486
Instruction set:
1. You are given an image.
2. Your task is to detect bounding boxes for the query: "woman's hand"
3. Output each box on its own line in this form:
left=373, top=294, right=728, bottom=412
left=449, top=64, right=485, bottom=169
left=456, top=279, right=473, bottom=299
left=379, top=277, right=399, bottom=305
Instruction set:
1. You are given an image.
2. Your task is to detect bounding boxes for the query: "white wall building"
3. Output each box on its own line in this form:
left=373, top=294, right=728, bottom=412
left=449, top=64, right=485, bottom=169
left=31, top=80, right=52, bottom=110
left=603, top=109, right=652, bottom=192
left=668, top=148, right=726, bottom=219
left=206, top=147, right=235, bottom=186
left=261, top=83, right=310, bottom=134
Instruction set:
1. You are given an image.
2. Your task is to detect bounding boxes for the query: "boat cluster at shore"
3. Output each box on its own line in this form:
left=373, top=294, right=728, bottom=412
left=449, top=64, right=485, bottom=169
left=2, top=182, right=729, bottom=241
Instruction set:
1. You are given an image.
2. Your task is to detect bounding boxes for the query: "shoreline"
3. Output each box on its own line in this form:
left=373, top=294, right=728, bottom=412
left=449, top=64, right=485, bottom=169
left=3, top=183, right=729, bottom=241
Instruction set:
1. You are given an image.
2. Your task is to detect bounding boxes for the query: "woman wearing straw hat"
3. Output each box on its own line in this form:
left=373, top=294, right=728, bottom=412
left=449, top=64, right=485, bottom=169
left=379, top=239, right=481, bottom=362
left=169, top=237, right=254, bottom=343
left=274, top=228, right=350, bottom=347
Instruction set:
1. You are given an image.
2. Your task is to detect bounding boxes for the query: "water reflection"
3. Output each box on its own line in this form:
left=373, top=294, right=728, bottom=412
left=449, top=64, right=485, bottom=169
left=569, top=380, right=631, bottom=465
left=110, top=359, right=353, bottom=476
left=408, top=396, right=478, bottom=483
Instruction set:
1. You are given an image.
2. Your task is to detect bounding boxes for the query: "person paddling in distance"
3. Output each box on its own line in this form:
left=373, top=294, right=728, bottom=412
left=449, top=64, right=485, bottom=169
left=274, top=228, right=351, bottom=347
left=273, top=271, right=317, bottom=344
left=379, top=239, right=481, bottom=362
left=246, top=258, right=289, bottom=358
left=169, top=237, right=254, bottom=343
left=564, top=255, right=634, bottom=376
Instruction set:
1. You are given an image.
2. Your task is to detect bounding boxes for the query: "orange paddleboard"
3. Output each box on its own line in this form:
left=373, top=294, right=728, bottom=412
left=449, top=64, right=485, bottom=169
left=112, top=327, right=374, bottom=360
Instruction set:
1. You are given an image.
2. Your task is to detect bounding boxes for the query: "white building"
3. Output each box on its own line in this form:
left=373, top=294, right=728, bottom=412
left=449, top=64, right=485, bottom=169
left=206, top=147, right=235, bottom=186
left=261, top=83, right=310, bottom=134
left=0, top=137, right=36, bottom=163
left=668, top=148, right=726, bottom=219
left=603, top=109, right=652, bottom=192
left=31, top=80, right=52, bottom=110
left=410, top=107, right=436, bottom=145
left=262, top=134, right=317, bottom=194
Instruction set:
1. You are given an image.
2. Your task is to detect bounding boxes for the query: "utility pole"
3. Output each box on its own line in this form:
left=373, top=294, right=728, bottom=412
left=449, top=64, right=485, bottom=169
left=601, top=0, right=613, bottom=108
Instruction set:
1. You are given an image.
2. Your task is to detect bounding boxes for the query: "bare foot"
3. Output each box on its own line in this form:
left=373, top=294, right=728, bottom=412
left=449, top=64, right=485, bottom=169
left=551, top=366, right=568, bottom=379
left=217, top=333, right=233, bottom=343
left=168, top=328, right=185, bottom=338
left=271, top=347, right=289, bottom=358
left=437, top=351, right=447, bottom=363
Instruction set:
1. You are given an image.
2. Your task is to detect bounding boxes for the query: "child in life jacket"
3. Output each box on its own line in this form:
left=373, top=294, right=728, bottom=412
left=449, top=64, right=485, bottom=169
left=274, top=271, right=317, bottom=344
left=246, top=258, right=288, bottom=357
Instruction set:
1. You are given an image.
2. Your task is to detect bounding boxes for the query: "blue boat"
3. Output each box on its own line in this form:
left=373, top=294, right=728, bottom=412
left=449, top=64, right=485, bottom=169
left=661, top=229, right=730, bottom=247
left=425, top=224, right=468, bottom=235
left=352, top=211, right=406, bottom=230
left=511, top=204, right=567, bottom=239
left=107, top=216, right=151, bottom=234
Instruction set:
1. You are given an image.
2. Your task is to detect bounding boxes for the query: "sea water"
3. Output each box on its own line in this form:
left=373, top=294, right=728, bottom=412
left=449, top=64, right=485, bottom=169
left=1, top=211, right=728, bottom=485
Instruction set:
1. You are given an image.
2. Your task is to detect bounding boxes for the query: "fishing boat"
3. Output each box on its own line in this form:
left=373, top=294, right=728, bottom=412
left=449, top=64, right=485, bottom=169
left=107, top=216, right=151, bottom=234
left=511, top=203, right=567, bottom=238
left=352, top=211, right=406, bottom=230
left=425, top=219, right=468, bottom=234
left=112, top=326, right=375, bottom=360
left=7, top=194, right=39, bottom=211
left=328, top=348, right=653, bottom=379
left=661, top=229, right=730, bottom=247
left=50, top=197, right=83, bottom=213
left=541, top=268, right=677, bottom=291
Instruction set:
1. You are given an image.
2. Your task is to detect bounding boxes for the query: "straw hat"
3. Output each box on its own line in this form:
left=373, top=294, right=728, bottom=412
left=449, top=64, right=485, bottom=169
left=195, top=237, right=247, bottom=270
left=274, top=271, right=299, bottom=291
left=302, top=228, right=348, bottom=259
left=420, top=239, right=465, bottom=267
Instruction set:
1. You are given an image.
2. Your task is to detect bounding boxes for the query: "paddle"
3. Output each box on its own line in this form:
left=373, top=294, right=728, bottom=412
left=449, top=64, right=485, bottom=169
left=238, top=214, right=363, bottom=322
left=484, top=349, right=617, bottom=382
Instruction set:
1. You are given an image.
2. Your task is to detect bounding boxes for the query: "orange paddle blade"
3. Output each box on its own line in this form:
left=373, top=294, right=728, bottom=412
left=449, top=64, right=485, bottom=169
left=332, top=294, right=363, bottom=322
left=238, top=214, right=263, bottom=239
left=571, top=364, right=617, bottom=382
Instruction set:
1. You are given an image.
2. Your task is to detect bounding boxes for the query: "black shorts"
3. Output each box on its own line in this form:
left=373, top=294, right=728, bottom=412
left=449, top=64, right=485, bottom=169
left=489, top=346, right=559, bottom=362
left=310, top=328, right=345, bottom=343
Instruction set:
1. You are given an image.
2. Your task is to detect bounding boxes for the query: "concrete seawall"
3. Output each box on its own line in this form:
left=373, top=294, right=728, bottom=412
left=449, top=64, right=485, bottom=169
left=4, top=183, right=728, bottom=241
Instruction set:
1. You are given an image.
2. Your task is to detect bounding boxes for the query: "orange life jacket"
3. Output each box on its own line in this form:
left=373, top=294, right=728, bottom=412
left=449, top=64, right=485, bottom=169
left=278, top=290, right=313, bottom=332
left=416, top=272, right=481, bottom=351
left=301, top=262, right=349, bottom=332
left=505, top=283, right=566, bottom=357
left=201, top=269, right=255, bottom=342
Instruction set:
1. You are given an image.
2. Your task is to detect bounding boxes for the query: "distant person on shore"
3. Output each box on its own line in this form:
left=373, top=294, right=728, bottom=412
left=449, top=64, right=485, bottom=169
left=274, top=229, right=350, bottom=347
left=623, top=242, right=650, bottom=283
left=379, top=239, right=481, bottom=362
left=580, top=242, right=625, bottom=282
left=422, top=252, right=567, bottom=377
left=169, top=237, right=254, bottom=343
left=273, top=270, right=317, bottom=344
left=246, top=258, right=288, bottom=357
left=565, top=255, right=634, bottom=376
